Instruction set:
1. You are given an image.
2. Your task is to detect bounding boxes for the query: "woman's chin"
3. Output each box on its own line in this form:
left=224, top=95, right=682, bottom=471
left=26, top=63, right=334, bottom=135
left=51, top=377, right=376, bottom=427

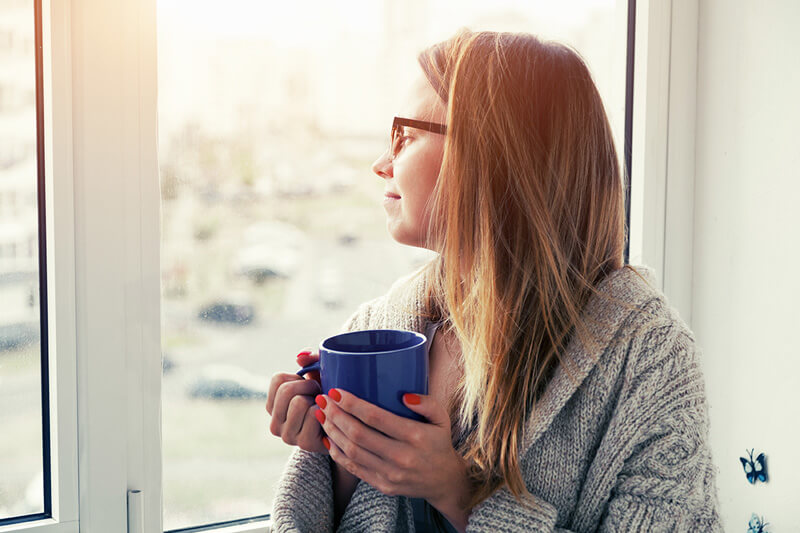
left=386, top=223, right=417, bottom=248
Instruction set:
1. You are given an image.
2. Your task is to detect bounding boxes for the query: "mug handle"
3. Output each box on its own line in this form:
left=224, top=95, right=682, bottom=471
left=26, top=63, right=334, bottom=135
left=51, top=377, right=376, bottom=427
left=296, top=360, right=321, bottom=377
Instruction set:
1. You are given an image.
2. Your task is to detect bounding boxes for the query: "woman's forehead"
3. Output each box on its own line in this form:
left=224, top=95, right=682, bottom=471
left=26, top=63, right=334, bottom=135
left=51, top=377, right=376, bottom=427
left=398, top=73, right=447, bottom=124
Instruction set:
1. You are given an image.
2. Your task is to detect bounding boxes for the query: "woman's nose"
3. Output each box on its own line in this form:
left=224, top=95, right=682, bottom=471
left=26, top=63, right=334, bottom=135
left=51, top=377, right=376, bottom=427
left=371, top=150, right=393, bottom=180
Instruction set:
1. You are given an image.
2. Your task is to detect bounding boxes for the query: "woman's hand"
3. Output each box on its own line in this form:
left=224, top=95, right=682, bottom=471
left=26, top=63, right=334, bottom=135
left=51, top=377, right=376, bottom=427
left=315, top=388, right=473, bottom=531
left=265, top=350, right=326, bottom=454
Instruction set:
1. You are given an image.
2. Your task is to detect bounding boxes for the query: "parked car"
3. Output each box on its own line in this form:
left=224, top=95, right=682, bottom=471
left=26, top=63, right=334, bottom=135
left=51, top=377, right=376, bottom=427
left=0, top=273, right=40, bottom=351
left=196, top=300, right=255, bottom=325
left=188, top=364, right=267, bottom=400
left=337, top=232, right=359, bottom=246
left=161, top=352, right=176, bottom=374
left=0, top=322, right=39, bottom=351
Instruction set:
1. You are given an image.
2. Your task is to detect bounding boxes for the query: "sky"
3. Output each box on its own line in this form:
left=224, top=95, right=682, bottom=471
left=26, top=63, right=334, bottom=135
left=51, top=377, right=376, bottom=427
left=157, top=0, right=617, bottom=43
left=155, top=0, right=626, bottom=152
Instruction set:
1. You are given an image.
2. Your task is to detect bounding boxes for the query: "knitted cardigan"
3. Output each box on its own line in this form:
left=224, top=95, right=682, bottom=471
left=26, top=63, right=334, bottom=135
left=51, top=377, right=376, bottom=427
left=270, top=265, right=722, bottom=532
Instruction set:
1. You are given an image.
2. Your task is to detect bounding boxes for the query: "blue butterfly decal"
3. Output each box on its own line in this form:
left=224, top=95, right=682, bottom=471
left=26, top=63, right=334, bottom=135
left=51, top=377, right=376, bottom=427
left=747, top=513, right=770, bottom=533
left=740, top=449, right=767, bottom=484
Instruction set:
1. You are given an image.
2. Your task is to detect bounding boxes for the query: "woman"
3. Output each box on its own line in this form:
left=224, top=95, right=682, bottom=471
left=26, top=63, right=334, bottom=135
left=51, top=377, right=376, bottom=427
left=266, top=30, right=721, bottom=532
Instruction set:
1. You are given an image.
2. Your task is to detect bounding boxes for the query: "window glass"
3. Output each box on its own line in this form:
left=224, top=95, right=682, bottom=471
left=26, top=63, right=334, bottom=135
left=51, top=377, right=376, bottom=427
left=0, top=0, right=44, bottom=521
left=158, top=0, right=626, bottom=529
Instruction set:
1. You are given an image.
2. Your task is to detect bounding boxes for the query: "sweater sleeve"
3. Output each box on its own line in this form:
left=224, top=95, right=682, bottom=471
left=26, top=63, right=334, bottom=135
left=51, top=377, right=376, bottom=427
left=466, top=488, right=560, bottom=532
left=270, top=449, right=334, bottom=533
left=597, top=327, right=722, bottom=532
left=467, top=324, right=721, bottom=533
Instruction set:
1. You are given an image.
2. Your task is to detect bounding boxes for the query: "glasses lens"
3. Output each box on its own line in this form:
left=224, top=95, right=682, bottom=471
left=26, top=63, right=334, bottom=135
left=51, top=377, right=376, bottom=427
left=390, top=124, right=402, bottom=161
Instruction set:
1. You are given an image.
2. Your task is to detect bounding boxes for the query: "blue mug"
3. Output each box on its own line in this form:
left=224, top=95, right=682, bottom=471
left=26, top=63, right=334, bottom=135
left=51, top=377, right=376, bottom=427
left=296, top=329, right=428, bottom=420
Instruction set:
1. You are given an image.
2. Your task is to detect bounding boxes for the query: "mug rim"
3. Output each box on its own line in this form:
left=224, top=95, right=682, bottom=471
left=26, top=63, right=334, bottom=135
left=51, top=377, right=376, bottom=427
left=319, top=328, right=427, bottom=356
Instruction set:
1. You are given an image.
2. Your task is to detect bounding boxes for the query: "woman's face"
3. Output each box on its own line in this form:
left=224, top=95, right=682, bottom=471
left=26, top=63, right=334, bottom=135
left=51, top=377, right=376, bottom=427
left=371, top=73, right=447, bottom=250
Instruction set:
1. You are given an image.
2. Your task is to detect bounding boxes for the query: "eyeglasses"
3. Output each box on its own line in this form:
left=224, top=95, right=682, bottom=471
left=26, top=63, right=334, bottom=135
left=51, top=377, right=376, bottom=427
left=389, top=116, right=447, bottom=162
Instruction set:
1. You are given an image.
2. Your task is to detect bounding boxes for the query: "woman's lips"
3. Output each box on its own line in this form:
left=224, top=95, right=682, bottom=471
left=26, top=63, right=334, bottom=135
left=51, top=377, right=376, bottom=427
left=384, top=192, right=401, bottom=199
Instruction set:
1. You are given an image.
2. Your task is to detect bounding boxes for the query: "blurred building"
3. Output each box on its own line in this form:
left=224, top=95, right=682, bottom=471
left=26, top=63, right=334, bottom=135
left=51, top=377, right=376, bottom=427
left=0, top=0, right=41, bottom=349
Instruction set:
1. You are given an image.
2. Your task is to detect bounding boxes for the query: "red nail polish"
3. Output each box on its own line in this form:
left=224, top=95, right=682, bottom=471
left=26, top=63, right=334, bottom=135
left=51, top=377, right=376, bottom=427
left=329, top=389, right=342, bottom=402
left=315, top=410, right=326, bottom=424
left=322, top=436, right=331, bottom=450
left=403, top=393, right=421, bottom=405
left=297, top=350, right=312, bottom=357
left=315, top=395, right=327, bottom=409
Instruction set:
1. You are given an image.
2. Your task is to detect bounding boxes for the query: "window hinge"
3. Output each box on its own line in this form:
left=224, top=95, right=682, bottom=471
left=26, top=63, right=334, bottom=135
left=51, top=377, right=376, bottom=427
left=127, top=489, right=144, bottom=533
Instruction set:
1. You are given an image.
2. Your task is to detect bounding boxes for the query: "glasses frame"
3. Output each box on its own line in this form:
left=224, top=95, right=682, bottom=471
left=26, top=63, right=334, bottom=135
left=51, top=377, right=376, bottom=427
left=389, top=116, right=447, bottom=161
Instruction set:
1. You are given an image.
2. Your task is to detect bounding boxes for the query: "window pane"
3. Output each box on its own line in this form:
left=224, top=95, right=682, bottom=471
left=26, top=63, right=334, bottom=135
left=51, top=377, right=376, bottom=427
left=0, top=0, right=44, bottom=521
left=158, top=0, right=626, bottom=529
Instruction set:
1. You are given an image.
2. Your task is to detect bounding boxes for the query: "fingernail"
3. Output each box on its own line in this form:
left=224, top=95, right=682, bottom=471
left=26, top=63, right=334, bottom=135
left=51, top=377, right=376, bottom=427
left=315, top=395, right=327, bottom=409
left=297, top=350, right=312, bottom=357
left=328, top=388, right=342, bottom=402
left=315, top=410, right=326, bottom=424
left=322, top=436, right=331, bottom=450
left=403, top=393, right=421, bottom=405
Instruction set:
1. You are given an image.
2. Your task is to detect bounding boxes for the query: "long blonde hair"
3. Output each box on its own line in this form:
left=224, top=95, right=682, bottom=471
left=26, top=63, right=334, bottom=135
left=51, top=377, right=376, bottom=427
left=417, top=30, right=625, bottom=508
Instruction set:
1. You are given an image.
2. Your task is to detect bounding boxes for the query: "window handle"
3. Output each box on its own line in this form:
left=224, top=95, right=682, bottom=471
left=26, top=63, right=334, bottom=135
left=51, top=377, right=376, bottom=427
left=128, top=489, right=144, bottom=533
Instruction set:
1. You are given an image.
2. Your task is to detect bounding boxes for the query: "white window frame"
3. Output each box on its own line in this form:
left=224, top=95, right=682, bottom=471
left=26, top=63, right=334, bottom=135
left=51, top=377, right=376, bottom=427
left=0, top=0, right=167, bottom=531
left=3, top=0, right=701, bottom=531
left=64, top=0, right=163, bottom=529
left=0, top=0, right=79, bottom=531
left=40, top=0, right=270, bottom=530
left=629, top=0, right=699, bottom=325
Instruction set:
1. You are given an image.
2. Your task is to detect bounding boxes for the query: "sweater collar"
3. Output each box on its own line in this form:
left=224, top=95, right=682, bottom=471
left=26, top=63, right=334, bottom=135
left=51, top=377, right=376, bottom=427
left=519, top=265, right=658, bottom=452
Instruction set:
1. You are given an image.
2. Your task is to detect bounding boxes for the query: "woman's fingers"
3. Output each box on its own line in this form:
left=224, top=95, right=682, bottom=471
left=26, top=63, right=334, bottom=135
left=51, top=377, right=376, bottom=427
left=325, top=388, right=416, bottom=442
left=266, top=350, right=320, bottom=414
left=295, top=350, right=319, bottom=367
left=266, top=373, right=299, bottom=415
left=320, top=394, right=403, bottom=461
left=282, top=394, right=316, bottom=445
left=268, top=377, right=321, bottom=436
left=265, top=350, right=328, bottom=453
left=297, top=408, right=328, bottom=453
left=324, top=431, right=401, bottom=497
left=296, top=407, right=326, bottom=453
left=296, top=350, right=321, bottom=383
left=322, top=405, right=387, bottom=473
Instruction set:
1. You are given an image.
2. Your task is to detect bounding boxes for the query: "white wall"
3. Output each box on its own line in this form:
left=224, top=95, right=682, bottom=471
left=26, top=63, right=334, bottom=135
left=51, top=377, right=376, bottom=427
left=692, top=1, right=800, bottom=530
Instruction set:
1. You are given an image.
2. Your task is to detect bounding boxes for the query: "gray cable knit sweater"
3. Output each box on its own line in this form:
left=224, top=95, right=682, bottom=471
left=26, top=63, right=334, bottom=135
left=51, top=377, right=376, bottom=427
left=270, top=265, right=721, bottom=532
